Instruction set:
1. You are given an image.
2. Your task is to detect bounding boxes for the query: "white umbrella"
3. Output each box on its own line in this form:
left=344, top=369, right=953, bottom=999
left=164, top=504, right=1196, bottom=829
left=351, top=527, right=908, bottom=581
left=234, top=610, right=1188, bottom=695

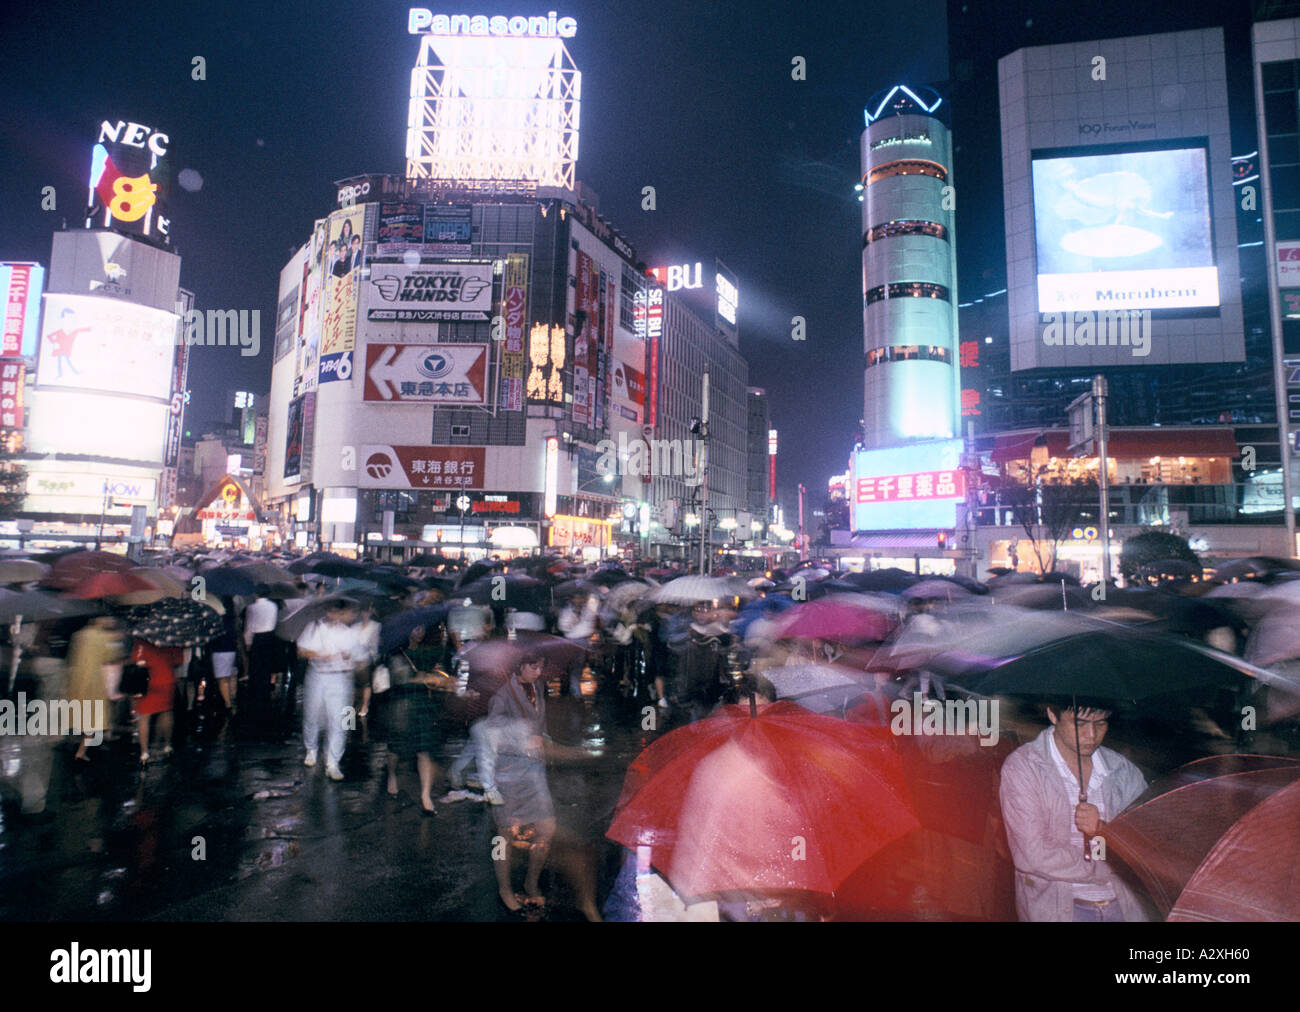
left=643, top=575, right=755, bottom=606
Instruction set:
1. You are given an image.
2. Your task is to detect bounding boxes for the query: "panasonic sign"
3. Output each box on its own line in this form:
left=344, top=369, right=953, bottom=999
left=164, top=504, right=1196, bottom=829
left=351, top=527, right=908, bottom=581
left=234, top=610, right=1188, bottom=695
left=408, top=10, right=577, bottom=37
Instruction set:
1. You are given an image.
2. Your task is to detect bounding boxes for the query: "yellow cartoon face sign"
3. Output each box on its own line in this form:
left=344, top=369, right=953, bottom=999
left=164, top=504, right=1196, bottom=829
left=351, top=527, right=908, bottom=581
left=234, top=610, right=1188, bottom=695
left=220, top=482, right=240, bottom=506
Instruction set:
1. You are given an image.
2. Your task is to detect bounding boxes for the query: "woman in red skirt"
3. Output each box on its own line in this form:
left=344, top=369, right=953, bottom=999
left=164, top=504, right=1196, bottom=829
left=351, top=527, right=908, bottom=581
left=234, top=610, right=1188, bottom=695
left=130, top=638, right=186, bottom=765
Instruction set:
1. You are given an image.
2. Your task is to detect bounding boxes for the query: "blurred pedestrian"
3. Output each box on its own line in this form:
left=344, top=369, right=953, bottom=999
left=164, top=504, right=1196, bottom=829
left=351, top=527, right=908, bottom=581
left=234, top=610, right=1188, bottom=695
left=297, top=599, right=366, bottom=781
left=487, top=651, right=554, bottom=913
left=354, top=601, right=381, bottom=719
left=243, top=587, right=281, bottom=722
left=210, top=597, right=240, bottom=715
left=65, top=616, right=123, bottom=762
left=383, top=624, right=455, bottom=813
left=130, top=637, right=185, bottom=765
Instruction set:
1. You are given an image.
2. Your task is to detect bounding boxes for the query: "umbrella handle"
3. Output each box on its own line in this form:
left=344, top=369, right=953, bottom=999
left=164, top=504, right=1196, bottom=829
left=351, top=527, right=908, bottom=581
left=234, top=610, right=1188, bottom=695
left=1079, top=787, right=1091, bottom=862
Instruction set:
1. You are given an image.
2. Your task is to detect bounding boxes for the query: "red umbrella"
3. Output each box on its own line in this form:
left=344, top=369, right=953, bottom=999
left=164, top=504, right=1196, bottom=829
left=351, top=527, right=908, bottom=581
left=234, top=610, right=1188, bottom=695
left=607, top=701, right=919, bottom=901
left=1105, top=755, right=1300, bottom=921
left=42, top=550, right=135, bottom=590
left=62, top=570, right=158, bottom=600
left=767, top=598, right=898, bottom=645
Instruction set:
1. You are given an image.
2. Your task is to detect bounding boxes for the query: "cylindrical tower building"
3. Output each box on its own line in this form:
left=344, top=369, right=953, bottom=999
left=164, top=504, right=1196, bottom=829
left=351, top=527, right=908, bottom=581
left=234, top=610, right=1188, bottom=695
left=860, top=85, right=960, bottom=448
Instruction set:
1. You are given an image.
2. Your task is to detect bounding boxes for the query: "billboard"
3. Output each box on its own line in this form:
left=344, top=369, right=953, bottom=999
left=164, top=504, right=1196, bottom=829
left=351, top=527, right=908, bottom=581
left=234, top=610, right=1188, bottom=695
left=526, top=324, right=565, bottom=404
left=378, top=202, right=425, bottom=243
left=26, top=389, right=169, bottom=461
left=46, top=231, right=181, bottom=313
left=850, top=438, right=967, bottom=531
left=86, top=119, right=171, bottom=244
left=36, top=294, right=174, bottom=399
left=319, top=206, right=365, bottom=368
left=295, top=220, right=327, bottom=395
left=499, top=253, right=528, bottom=411
left=365, top=262, right=493, bottom=322
left=283, top=392, right=316, bottom=486
left=363, top=343, right=488, bottom=403
left=422, top=205, right=473, bottom=254
left=2, top=264, right=43, bottom=357
left=1032, top=146, right=1218, bottom=311
left=359, top=445, right=486, bottom=489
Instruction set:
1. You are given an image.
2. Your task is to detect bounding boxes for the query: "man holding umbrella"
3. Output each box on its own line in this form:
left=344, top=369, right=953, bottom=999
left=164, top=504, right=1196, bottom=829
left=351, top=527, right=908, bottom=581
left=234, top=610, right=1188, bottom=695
left=998, top=699, right=1149, bottom=922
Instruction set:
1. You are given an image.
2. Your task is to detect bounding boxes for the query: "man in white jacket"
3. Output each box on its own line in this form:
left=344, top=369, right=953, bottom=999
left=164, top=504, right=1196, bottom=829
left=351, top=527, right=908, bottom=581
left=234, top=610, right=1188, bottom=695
left=998, top=703, right=1150, bottom=922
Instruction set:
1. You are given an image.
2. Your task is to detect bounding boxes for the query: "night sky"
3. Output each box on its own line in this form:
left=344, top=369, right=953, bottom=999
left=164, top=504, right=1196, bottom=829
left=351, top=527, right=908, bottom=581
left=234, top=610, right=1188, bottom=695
left=0, top=0, right=1258, bottom=512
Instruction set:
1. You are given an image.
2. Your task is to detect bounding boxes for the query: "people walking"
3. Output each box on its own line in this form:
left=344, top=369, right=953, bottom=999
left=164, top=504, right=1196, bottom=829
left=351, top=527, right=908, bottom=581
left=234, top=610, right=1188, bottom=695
left=296, top=599, right=366, bottom=781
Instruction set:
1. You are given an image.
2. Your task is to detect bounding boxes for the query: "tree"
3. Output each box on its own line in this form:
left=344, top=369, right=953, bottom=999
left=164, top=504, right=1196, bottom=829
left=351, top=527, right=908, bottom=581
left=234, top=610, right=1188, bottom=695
left=1120, top=530, right=1199, bottom=583
left=1001, top=476, right=1099, bottom=574
left=0, top=436, right=26, bottom=517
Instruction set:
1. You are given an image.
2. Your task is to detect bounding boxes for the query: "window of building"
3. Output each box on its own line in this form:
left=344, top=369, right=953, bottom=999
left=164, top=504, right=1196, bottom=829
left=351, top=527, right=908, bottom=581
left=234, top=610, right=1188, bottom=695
left=864, top=220, right=949, bottom=245
left=1266, top=89, right=1299, bottom=136
left=864, top=160, right=947, bottom=186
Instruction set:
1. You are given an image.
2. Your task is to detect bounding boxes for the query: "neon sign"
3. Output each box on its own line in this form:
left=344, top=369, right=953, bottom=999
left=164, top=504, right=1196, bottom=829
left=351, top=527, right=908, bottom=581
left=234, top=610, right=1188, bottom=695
left=408, top=10, right=577, bottom=36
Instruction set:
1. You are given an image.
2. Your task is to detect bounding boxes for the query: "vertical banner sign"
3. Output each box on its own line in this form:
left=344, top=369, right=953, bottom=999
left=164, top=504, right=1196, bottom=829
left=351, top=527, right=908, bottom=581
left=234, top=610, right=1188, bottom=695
left=297, top=219, right=327, bottom=395
left=0, top=361, right=25, bottom=429
left=647, top=334, right=659, bottom=429
left=319, top=206, right=365, bottom=384
left=593, top=270, right=607, bottom=431
left=499, top=253, right=528, bottom=411
left=601, top=272, right=614, bottom=429
left=573, top=252, right=594, bottom=427
left=3, top=264, right=32, bottom=356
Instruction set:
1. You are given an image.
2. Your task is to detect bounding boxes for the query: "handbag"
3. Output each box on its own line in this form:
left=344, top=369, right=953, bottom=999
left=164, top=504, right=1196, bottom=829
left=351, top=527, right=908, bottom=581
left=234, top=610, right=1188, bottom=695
left=372, top=664, right=391, bottom=694
left=120, top=661, right=151, bottom=697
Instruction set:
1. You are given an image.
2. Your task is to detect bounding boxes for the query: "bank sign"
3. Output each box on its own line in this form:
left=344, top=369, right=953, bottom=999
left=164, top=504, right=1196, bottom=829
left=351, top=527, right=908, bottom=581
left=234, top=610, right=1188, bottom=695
left=366, top=263, right=493, bottom=322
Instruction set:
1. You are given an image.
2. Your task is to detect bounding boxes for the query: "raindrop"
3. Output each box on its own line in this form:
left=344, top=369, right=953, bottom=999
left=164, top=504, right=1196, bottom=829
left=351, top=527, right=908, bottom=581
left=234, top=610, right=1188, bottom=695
left=256, top=138, right=265, bottom=148
left=178, top=168, right=204, bottom=192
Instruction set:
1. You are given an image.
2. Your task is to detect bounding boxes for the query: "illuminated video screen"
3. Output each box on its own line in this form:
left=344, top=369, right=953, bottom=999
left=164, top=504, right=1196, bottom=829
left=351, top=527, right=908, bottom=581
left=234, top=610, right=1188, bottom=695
left=1032, top=145, right=1218, bottom=312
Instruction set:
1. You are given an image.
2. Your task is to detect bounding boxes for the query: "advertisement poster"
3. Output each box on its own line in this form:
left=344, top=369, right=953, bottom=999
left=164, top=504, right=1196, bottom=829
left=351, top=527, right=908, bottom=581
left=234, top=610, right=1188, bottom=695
left=573, top=251, right=598, bottom=427
left=296, top=219, right=327, bottom=394
left=1032, top=146, right=1218, bottom=311
left=365, top=262, right=493, bottom=322
left=359, top=445, right=486, bottom=489
left=378, top=202, right=425, bottom=243
left=422, top=205, right=473, bottom=254
left=320, top=206, right=365, bottom=361
left=283, top=393, right=317, bottom=484
left=499, top=253, right=528, bottom=411
left=37, top=294, right=174, bottom=399
left=363, top=344, right=488, bottom=403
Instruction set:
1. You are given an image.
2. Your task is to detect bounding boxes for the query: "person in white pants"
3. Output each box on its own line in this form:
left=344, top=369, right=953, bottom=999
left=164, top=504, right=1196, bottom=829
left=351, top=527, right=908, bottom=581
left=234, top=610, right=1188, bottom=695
left=296, top=600, right=366, bottom=780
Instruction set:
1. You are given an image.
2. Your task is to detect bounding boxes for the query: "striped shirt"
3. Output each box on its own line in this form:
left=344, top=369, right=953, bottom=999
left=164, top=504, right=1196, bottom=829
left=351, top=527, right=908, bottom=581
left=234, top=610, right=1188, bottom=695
left=1048, top=733, right=1114, bottom=902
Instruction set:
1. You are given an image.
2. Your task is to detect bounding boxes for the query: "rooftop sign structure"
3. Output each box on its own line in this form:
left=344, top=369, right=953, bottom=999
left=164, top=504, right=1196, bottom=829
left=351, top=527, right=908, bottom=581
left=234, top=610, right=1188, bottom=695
left=406, top=11, right=580, bottom=190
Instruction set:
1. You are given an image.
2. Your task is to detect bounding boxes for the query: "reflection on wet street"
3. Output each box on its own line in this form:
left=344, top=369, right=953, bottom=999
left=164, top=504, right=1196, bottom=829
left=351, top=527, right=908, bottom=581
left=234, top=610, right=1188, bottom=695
left=0, top=690, right=644, bottom=922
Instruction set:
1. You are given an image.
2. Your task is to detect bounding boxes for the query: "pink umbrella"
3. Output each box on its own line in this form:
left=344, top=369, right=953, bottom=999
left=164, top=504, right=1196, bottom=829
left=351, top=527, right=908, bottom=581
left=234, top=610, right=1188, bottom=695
left=768, top=598, right=898, bottom=645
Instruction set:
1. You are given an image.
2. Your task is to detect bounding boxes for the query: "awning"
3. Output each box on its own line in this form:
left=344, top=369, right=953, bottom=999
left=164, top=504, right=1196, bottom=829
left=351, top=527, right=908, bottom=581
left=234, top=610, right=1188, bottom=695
left=989, top=428, right=1238, bottom=464
left=849, top=532, right=950, bottom=550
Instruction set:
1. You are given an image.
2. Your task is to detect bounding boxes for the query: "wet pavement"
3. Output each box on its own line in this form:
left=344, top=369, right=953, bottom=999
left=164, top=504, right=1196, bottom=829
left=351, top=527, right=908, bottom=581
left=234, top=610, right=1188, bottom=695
left=0, top=681, right=662, bottom=922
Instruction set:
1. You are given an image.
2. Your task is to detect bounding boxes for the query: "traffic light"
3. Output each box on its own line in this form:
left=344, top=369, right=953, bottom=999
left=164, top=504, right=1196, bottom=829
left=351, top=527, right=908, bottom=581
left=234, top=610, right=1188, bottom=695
left=936, top=531, right=949, bottom=550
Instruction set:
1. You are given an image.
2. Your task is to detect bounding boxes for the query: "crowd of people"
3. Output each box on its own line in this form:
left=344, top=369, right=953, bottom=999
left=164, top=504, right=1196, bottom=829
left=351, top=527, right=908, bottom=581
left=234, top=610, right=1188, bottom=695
left=3, top=548, right=1297, bottom=922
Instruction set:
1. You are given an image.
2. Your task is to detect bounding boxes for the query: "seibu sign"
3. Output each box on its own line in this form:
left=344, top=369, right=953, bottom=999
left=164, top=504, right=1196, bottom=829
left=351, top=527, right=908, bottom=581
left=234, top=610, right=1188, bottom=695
left=408, top=9, right=577, bottom=36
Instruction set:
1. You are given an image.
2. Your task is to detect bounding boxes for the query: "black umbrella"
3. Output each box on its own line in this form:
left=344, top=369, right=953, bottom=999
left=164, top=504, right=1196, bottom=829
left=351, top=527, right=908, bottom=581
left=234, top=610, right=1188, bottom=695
left=588, top=567, right=633, bottom=587
left=455, top=560, right=501, bottom=589
left=274, top=593, right=373, bottom=641
left=406, top=553, right=455, bottom=568
left=379, top=604, right=451, bottom=656
left=306, top=559, right=371, bottom=580
left=842, top=568, right=919, bottom=593
left=937, top=625, right=1264, bottom=705
left=286, top=552, right=350, bottom=575
left=0, top=589, right=102, bottom=623
left=199, top=566, right=261, bottom=598
left=455, top=573, right=546, bottom=608
left=1210, top=557, right=1300, bottom=584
